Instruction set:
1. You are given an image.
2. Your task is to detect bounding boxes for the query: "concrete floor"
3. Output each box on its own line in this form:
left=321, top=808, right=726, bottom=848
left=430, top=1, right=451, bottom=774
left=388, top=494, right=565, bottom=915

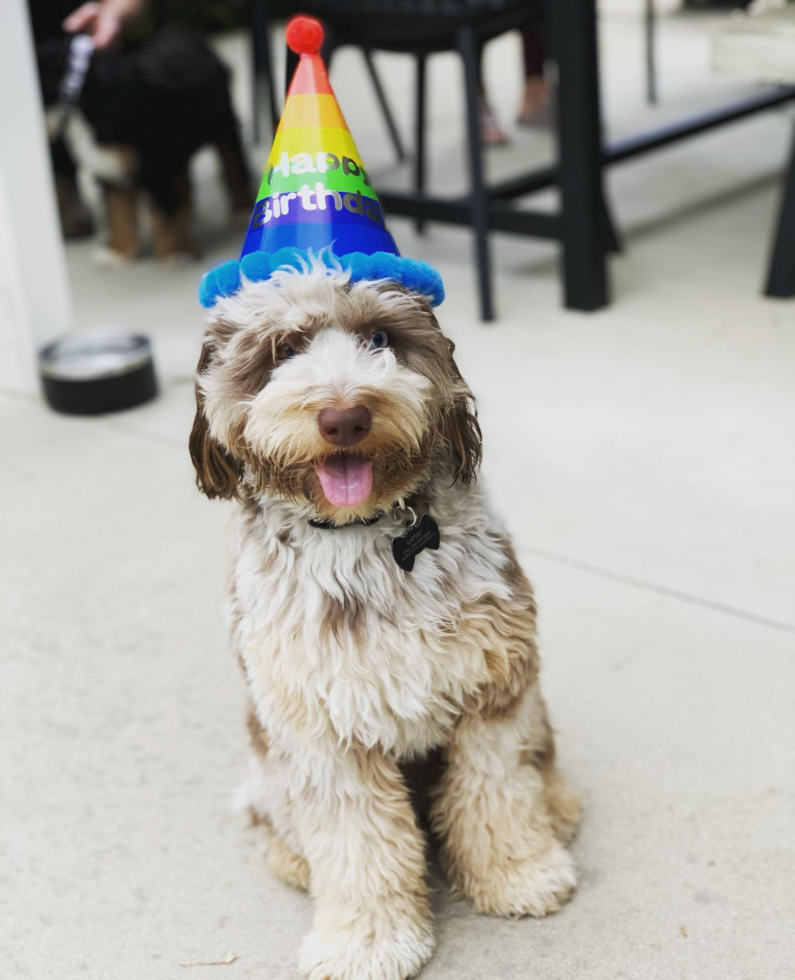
left=3, top=8, right=795, bottom=980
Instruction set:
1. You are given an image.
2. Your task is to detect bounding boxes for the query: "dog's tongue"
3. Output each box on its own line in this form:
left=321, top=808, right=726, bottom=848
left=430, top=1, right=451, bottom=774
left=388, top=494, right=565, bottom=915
left=315, top=455, right=373, bottom=507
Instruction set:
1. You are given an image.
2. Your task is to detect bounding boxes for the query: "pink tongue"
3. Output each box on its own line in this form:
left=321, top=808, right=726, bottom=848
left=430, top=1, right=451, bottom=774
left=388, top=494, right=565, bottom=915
left=315, top=456, right=373, bottom=507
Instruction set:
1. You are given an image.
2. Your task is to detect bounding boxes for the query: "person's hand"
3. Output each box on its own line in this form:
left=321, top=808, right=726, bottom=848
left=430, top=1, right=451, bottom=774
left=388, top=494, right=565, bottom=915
left=62, top=2, right=123, bottom=50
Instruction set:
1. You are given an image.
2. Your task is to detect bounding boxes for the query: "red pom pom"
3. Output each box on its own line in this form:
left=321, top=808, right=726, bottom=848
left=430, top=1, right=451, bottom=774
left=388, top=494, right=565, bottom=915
left=286, top=16, right=324, bottom=56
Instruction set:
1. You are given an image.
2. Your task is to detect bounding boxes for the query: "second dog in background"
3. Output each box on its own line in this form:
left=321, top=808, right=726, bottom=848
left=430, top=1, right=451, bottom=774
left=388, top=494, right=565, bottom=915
left=37, top=30, right=250, bottom=265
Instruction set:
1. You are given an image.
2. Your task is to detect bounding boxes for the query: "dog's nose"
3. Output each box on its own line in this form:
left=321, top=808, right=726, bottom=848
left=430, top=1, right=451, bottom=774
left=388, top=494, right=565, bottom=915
left=317, top=406, right=372, bottom=447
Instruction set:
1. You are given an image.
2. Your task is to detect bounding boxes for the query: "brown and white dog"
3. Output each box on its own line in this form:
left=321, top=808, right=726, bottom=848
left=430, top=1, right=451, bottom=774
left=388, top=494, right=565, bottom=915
left=190, top=259, right=581, bottom=980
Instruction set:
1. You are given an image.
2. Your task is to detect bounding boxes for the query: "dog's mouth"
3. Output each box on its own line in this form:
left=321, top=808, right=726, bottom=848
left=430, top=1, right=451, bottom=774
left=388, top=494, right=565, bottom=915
left=314, top=453, right=373, bottom=507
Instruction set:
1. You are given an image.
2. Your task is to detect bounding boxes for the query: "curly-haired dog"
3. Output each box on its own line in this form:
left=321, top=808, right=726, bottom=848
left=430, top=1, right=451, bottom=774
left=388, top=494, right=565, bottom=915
left=190, top=259, right=581, bottom=980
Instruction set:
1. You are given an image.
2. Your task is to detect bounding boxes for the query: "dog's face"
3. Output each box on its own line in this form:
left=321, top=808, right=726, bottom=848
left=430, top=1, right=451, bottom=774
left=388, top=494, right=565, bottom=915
left=190, top=264, right=480, bottom=522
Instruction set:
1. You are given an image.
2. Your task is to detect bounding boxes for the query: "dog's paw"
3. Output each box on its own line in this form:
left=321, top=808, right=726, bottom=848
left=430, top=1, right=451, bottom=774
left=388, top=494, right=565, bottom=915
left=467, top=843, right=577, bottom=919
left=93, top=246, right=135, bottom=268
left=266, top=833, right=310, bottom=892
left=544, top=773, right=582, bottom=845
left=299, top=920, right=435, bottom=980
left=158, top=251, right=196, bottom=269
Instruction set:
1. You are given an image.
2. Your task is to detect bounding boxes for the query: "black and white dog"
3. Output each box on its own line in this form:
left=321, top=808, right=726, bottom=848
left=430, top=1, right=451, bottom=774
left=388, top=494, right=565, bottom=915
left=37, top=30, right=250, bottom=263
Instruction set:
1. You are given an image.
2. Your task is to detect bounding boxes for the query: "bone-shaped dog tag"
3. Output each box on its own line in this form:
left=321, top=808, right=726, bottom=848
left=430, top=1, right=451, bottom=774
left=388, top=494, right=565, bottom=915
left=392, top=514, right=441, bottom=572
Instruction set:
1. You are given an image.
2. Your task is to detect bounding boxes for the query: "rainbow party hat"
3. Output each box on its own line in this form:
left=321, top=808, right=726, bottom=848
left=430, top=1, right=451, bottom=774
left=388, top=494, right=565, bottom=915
left=199, top=16, right=444, bottom=309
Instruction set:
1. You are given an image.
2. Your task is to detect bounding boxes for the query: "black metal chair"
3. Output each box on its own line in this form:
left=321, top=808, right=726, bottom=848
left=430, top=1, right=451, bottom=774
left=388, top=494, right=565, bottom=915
left=252, top=3, right=407, bottom=162
left=253, top=0, right=616, bottom=320
left=294, top=1, right=554, bottom=320
left=764, top=126, right=795, bottom=299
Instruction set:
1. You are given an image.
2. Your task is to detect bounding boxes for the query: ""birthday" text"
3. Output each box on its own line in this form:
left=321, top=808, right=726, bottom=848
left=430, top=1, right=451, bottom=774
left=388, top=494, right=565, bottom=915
left=251, top=184, right=383, bottom=230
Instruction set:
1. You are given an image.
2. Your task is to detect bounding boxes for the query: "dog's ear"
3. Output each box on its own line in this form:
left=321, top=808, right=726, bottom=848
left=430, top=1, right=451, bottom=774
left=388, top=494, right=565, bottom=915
left=189, top=340, right=243, bottom=500
left=443, top=341, right=482, bottom=486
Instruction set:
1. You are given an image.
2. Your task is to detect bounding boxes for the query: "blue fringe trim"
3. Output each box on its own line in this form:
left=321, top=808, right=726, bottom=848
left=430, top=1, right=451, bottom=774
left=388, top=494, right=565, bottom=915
left=198, top=249, right=445, bottom=309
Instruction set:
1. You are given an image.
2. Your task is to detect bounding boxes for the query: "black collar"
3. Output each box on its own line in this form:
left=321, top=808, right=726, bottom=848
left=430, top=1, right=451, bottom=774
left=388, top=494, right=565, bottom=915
left=308, top=513, right=384, bottom=530
left=307, top=492, right=427, bottom=531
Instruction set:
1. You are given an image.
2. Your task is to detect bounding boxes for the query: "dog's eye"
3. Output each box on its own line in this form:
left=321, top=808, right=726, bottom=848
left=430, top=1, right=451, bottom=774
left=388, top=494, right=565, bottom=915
left=280, top=344, right=297, bottom=359
left=368, top=330, right=389, bottom=350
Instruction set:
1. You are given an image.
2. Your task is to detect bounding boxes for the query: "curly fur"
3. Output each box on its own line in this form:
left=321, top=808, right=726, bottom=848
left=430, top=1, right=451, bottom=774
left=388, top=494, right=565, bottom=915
left=190, top=260, right=580, bottom=980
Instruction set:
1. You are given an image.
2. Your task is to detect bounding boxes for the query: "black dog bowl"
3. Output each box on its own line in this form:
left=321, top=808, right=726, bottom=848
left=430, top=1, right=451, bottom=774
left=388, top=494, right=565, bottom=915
left=39, top=331, right=158, bottom=415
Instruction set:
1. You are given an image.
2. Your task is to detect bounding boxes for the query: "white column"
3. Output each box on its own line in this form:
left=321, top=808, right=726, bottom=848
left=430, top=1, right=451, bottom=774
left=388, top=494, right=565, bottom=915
left=0, top=0, right=73, bottom=394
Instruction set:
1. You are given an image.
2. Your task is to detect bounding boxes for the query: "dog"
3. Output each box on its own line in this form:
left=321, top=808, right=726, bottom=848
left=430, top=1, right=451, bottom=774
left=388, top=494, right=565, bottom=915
left=37, top=31, right=250, bottom=264
left=189, top=259, right=581, bottom=980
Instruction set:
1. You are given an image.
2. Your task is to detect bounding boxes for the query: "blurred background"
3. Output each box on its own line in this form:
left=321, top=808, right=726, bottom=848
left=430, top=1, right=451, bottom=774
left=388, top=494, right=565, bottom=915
left=2, top=1, right=794, bottom=978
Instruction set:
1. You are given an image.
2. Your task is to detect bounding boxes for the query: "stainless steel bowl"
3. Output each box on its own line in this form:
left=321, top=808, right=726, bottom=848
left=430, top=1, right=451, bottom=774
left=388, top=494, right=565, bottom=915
left=39, top=331, right=157, bottom=415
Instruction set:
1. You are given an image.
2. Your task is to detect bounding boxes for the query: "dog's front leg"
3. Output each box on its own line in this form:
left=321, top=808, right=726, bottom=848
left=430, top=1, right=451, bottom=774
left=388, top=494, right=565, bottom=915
left=99, top=181, right=140, bottom=263
left=290, top=743, right=435, bottom=980
left=431, top=682, right=579, bottom=918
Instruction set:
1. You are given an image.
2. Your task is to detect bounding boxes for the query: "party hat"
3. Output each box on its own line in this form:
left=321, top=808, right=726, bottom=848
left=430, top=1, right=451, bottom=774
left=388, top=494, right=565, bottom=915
left=199, top=16, right=443, bottom=309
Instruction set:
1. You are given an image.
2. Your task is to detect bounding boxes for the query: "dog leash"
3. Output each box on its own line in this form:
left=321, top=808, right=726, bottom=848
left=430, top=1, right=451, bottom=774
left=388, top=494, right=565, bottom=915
left=49, top=33, right=95, bottom=141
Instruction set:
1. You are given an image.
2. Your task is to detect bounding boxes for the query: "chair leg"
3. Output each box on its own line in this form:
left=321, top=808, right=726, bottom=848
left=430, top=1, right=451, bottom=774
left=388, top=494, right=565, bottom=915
left=285, top=44, right=299, bottom=100
left=601, top=192, right=622, bottom=254
left=547, top=0, right=609, bottom=312
left=251, top=0, right=279, bottom=141
left=363, top=49, right=406, bottom=163
left=414, top=54, right=427, bottom=234
left=765, top=127, right=795, bottom=298
left=322, top=25, right=337, bottom=70
left=645, top=0, right=658, bottom=105
left=457, top=24, right=495, bottom=322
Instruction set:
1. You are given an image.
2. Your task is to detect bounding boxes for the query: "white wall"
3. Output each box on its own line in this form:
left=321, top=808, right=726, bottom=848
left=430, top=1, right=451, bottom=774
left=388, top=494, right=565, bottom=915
left=0, top=0, right=72, bottom=393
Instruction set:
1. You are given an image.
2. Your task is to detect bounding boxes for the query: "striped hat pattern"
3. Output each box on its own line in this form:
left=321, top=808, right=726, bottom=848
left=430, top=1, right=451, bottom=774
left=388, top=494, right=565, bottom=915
left=199, top=16, right=444, bottom=309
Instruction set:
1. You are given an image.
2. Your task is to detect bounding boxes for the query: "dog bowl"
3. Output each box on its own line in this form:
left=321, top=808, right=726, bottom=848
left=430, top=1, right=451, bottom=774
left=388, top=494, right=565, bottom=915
left=39, top=331, right=157, bottom=415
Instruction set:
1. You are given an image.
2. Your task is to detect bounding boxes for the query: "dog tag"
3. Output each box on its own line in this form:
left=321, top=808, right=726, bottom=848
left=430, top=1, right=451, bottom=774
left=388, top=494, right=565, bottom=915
left=392, top=514, right=440, bottom=572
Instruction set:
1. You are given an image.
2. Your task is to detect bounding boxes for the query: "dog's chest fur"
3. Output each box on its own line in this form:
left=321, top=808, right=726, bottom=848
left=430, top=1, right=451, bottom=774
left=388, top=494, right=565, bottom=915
left=61, top=111, right=139, bottom=186
left=230, top=481, right=512, bottom=756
